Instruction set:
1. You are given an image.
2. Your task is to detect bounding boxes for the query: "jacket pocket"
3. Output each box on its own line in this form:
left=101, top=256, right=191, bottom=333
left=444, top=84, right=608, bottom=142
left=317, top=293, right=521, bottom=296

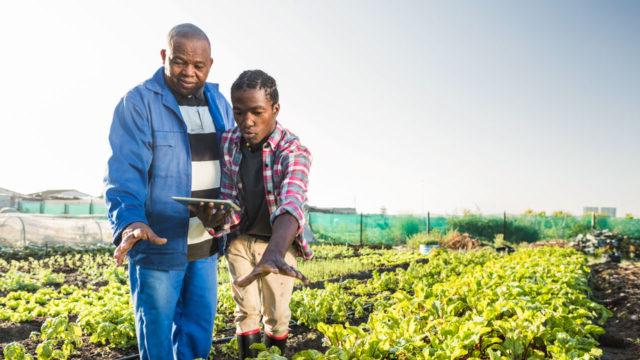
left=151, top=131, right=181, bottom=179
left=153, top=130, right=177, bottom=147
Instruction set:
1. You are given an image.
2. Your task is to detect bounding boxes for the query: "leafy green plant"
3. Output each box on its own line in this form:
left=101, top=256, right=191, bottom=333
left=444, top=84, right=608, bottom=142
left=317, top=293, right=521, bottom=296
left=248, top=343, right=287, bottom=359
left=36, top=315, right=83, bottom=360
left=3, top=342, right=33, bottom=360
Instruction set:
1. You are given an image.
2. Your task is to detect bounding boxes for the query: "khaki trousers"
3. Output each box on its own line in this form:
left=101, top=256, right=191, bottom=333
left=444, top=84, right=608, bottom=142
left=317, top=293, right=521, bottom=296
left=225, top=234, right=297, bottom=337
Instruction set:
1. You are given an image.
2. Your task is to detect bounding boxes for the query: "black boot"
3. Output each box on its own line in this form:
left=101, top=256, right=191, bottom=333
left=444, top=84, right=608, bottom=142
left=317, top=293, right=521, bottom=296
left=265, top=334, right=287, bottom=356
left=238, top=333, right=262, bottom=360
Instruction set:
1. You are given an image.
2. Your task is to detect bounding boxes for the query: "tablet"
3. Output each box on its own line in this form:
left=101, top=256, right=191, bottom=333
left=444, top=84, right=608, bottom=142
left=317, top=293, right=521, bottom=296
left=171, top=197, right=241, bottom=211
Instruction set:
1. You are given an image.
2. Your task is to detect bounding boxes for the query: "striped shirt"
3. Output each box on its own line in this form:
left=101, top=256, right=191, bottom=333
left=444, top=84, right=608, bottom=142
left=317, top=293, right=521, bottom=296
left=173, top=89, right=221, bottom=261
left=215, top=122, right=313, bottom=260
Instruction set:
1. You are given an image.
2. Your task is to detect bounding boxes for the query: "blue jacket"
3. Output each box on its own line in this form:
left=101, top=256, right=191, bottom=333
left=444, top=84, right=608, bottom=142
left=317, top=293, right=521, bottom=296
left=104, top=68, right=235, bottom=270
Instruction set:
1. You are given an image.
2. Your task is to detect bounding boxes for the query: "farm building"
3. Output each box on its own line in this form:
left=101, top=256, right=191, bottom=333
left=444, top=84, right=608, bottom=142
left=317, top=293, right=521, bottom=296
left=15, top=189, right=106, bottom=215
left=0, top=187, right=21, bottom=209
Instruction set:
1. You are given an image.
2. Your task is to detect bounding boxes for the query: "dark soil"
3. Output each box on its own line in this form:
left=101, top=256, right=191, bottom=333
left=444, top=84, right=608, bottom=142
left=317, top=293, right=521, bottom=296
left=210, top=325, right=329, bottom=359
left=68, top=343, right=136, bottom=360
left=0, top=320, right=136, bottom=360
left=285, top=326, right=329, bottom=357
left=590, top=261, right=640, bottom=360
left=0, top=320, right=42, bottom=343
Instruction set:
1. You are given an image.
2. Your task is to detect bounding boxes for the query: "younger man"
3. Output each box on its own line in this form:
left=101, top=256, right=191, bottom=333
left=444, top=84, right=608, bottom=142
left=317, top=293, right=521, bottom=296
left=213, top=70, right=313, bottom=358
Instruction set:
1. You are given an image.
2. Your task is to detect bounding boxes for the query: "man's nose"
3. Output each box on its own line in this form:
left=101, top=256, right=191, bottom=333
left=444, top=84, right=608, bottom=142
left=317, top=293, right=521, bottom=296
left=183, top=64, right=196, bottom=76
left=243, top=115, right=255, bottom=127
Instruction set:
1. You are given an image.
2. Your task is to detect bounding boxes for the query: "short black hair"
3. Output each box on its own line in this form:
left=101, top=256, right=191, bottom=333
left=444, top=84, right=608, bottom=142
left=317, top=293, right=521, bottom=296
left=231, top=70, right=279, bottom=105
left=167, top=23, right=210, bottom=49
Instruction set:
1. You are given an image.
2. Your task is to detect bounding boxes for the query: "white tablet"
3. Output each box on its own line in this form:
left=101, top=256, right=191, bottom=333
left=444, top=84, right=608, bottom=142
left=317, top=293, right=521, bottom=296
left=171, top=197, right=241, bottom=211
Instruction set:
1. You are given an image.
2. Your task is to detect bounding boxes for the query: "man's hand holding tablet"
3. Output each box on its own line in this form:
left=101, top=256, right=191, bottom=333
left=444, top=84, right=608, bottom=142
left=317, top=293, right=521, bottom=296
left=171, top=197, right=238, bottom=229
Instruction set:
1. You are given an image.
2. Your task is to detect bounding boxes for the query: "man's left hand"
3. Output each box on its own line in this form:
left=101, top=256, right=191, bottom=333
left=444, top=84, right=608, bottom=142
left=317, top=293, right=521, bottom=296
left=188, top=202, right=230, bottom=229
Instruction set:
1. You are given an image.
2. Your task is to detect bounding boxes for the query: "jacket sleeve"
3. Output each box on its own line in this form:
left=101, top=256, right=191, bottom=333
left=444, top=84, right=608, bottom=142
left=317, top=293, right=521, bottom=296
left=220, top=94, right=236, bottom=130
left=104, top=91, right=152, bottom=246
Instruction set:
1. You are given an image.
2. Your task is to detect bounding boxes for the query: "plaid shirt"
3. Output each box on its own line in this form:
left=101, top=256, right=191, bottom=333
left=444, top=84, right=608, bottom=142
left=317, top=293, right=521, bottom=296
left=215, top=122, right=313, bottom=260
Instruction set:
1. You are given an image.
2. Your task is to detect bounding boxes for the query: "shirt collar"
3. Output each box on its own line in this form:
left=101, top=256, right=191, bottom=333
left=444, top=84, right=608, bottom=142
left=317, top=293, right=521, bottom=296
left=169, top=84, right=205, bottom=104
left=264, top=122, right=284, bottom=150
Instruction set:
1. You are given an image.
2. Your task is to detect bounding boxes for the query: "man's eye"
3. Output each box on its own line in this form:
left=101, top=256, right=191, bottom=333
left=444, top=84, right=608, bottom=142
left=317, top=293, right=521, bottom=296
left=171, top=59, right=184, bottom=65
left=253, top=111, right=263, bottom=116
left=195, top=64, right=205, bottom=70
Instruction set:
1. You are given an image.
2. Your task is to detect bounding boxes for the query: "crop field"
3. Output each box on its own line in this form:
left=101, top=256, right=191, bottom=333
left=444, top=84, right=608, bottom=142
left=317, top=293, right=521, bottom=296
left=0, top=244, right=638, bottom=359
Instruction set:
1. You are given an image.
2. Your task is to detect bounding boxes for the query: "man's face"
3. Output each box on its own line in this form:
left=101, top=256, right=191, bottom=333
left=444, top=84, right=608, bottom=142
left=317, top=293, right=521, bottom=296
left=160, top=37, right=213, bottom=96
left=231, top=89, right=279, bottom=146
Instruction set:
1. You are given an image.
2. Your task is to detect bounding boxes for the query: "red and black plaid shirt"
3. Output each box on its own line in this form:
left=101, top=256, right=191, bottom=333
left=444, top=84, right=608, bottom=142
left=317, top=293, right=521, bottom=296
left=215, top=122, right=313, bottom=259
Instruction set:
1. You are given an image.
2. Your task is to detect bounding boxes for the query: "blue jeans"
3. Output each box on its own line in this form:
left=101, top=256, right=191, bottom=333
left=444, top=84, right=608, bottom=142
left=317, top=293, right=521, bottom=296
left=129, top=255, right=218, bottom=360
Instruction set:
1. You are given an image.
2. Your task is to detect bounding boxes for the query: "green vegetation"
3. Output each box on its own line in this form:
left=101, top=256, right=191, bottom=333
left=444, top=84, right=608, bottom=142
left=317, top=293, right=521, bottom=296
left=448, top=215, right=540, bottom=243
left=0, top=244, right=616, bottom=359
left=294, top=248, right=610, bottom=359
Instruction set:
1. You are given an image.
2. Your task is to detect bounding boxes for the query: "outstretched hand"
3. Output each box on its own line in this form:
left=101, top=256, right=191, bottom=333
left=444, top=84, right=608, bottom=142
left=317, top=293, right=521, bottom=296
left=114, top=222, right=167, bottom=266
left=234, top=249, right=309, bottom=288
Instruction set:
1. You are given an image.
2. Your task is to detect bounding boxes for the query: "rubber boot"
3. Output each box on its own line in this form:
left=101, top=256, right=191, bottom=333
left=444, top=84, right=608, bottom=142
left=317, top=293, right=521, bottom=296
left=238, top=333, right=262, bottom=360
left=265, top=334, right=287, bottom=356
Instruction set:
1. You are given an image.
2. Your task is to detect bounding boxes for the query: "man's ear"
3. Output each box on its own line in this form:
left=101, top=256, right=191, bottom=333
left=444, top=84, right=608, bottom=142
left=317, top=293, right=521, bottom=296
left=160, top=49, right=167, bottom=64
left=272, top=103, right=280, bottom=118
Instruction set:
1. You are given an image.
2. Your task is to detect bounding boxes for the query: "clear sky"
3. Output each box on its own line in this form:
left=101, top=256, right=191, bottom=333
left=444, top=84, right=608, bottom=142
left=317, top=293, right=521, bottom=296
left=0, top=0, right=638, bottom=216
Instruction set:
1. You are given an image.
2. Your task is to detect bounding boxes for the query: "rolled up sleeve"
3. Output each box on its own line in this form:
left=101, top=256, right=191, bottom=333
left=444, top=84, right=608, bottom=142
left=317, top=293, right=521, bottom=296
left=213, top=132, right=242, bottom=237
left=271, top=147, right=312, bottom=235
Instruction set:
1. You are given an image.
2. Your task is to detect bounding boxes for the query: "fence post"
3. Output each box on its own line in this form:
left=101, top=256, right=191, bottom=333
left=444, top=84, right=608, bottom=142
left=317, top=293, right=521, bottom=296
left=64, top=204, right=69, bottom=215
left=503, top=211, right=507, bottom=241
left=427, top=212, right=431, bottom=234
left=359, top=213, right=364, bottom=246
left=591, top=212, right=596, bottom=230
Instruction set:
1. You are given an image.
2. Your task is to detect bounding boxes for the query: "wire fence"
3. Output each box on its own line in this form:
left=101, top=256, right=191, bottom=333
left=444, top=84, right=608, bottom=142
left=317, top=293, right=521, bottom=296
left=2, top=206, right=640, bottom=249
left=309, top=212, right=640, bottom=246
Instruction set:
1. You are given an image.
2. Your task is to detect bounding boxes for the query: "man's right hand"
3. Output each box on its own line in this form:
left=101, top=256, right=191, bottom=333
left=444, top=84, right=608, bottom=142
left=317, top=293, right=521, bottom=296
left=114, top=222, right=167, bottom=266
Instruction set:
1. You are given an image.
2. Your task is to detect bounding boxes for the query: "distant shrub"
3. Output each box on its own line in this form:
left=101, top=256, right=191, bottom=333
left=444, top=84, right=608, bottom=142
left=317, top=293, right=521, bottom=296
left=406, top=229, right=443, bottom=249
left=447, top=214, right=539, bottom=243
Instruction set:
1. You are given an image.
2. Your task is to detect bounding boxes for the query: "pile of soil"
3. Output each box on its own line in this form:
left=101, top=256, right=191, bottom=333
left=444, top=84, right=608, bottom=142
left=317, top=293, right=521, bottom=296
left=590, top=261, right=640, bottom=360
left=440, top=230, right=480, bottom=250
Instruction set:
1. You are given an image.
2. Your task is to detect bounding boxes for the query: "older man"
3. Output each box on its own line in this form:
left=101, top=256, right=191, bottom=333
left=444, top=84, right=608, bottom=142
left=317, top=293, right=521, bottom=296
left=104, top=24, right=235, bottom=360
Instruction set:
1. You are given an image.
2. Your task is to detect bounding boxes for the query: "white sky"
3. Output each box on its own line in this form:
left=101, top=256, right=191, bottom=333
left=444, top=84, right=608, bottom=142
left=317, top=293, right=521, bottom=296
left=1, top=0, right=638, bottom=216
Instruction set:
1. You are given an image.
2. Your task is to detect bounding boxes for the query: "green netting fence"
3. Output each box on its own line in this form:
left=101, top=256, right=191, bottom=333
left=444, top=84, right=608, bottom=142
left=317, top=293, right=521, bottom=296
left=309, top=212, right=640, bottom=246
left=309, top=212, right=448, bottom=246
left=10, top=200, right=640, bottom=246
left=16, top=200, right=106, bottom=216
